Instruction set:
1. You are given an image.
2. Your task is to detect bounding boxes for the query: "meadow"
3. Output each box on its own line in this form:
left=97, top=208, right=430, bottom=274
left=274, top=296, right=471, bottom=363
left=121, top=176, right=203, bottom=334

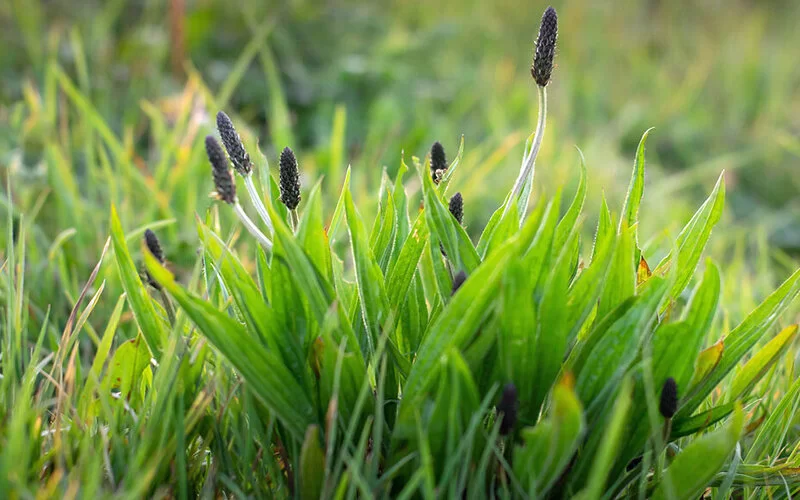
left=2, top=0, right=800, bottom=498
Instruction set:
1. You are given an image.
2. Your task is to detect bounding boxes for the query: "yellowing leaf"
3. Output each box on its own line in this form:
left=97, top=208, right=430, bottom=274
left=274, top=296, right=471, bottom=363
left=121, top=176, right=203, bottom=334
left=689, top=339, right=724, bottom=388
left=636, top=255, right=652, bottom=286
left=729, top=324, right=798, bottom=401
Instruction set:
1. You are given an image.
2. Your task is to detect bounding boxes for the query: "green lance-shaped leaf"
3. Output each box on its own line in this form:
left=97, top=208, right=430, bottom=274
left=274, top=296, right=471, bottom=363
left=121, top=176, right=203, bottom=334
left=197, top=218, right=311, bottom=389
left=421, top=162, right=480, bottom=273
left=344, top=183, right=390, bottom=357
left=144, top=250, right=315, bottom=440
left=109, top=205, right=166, bottom=354
left=746, top=374, right=800, bottom=461
left=297, top=180, right=334, bottom=284
left=619, top=128, right=653, bottom=240
left=403, top=234, right=517, bottom=404
left=554, top=148, right=588, bottom=251
left=596, top=224, right=636, bottom=322
left=392, top=348, right=480, bottom=477
left=678, top=266, right=800, bottom=419
left=266, top=200, right=335, bottom=324
left=573, top=376, right=634, bottom=499
left=564, top=217, right=617, bottom=343
left=575, top=276, right=669, bottom=410
left=513, top=376, right=585, bottom=497
left=653, top=172, right=725, bottom=302
left=299, top=425, right=325, bottom=500
left=728, top=324, right=798, bottom=402
left=652, top=403, right=744, bottom=500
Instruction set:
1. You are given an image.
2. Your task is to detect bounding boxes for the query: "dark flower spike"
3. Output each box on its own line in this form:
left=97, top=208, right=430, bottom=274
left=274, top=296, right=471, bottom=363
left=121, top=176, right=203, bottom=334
left=144, top=229, right=165, bottom=263
left=497, top=383, right=518, bottom=435
left=451, top=270, right=467, bottom=295
left=430, top=141, right=447, bottom=183
left=531, top=6, right=558, bottom=87
left=279, top=146, right=301, bottom=210
left=205, top=135, right=236, bottom=204
left=449, top=192, right=464, bottom=225
left=216, top=111, right=252, bottom=176
left=659, top=377, right=678, bottom=419
left=143, top=228, right=165, bottom=290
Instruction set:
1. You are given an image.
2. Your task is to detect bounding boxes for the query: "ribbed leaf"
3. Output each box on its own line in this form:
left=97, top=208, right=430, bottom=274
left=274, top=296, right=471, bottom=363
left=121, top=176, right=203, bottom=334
left=144, top=250, right=314, bottom=439
left=514, top=377, right=585, bottom=496
left=344, top=184, right=389, bottom=357
left=678, top=266, right=800, bottom=418
left=729, top=324, right=798, bottom=401
left=619, top=128, right=653, bottom=239
left=654, top=173, right=725, bottom=301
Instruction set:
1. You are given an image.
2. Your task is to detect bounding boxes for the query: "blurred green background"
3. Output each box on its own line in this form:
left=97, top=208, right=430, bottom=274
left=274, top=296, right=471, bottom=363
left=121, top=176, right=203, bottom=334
left=2, top=0, right=800, bottom=335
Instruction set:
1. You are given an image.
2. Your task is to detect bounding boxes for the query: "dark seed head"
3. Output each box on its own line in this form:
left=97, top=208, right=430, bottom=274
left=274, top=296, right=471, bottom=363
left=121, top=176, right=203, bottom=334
left=205, top=135, right=236, bottom=204
left=143, top=229, right=164, bottom=289
left=144, top=229, right=165, bottom=263
left=449, top=192, right=464, bottom=225
left=451, top=270, right=467, bottom=295
left=216, top=111, right=252, bottom=176
left=430, top=141, right=447, bottom=183
left=531, top=7, right=558, bottom=87
left=659, top=377, right=678, bottom=419
left=496, top=383, right=518, bottom=435
left=279, top=146, right=301, bottom=210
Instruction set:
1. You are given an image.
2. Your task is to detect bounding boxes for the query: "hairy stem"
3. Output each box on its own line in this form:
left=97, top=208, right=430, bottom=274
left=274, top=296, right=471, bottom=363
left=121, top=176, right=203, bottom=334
left=505, top=85, right=547, bottom=216
left=233, top=202, right=273, bottom=251
left=243, top=174, right=274, bottom=234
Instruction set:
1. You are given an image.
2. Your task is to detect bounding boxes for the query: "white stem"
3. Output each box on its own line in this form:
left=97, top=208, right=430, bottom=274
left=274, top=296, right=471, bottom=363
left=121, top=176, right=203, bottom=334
left=505, top=85, right=547, bottom=214
left=244, top=174, right=274, bottom=234
left=233, top=202, right=273, bottom=251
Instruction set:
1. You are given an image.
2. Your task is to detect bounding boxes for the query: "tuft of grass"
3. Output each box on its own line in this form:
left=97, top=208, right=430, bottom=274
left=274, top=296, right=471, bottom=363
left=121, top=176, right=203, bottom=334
left=2, top=3, right=800, bottom=499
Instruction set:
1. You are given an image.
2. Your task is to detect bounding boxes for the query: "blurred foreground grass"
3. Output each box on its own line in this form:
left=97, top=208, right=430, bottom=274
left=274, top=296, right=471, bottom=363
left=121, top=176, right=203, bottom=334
left=2, top=0, right=800, bottom=389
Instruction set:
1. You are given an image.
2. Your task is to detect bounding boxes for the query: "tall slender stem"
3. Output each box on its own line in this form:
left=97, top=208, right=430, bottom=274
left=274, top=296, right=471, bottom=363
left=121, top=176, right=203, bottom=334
left=505, top=85, right=547, bottom=215
left=243, top=174, right=274, bottom=234
left=233, top=202, right=273, bottom=251
left=289, top=209, right=299, bottom=232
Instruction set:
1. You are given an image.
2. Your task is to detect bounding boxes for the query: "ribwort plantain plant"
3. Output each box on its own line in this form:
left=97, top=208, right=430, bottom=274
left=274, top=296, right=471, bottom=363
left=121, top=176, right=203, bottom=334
left=119, top=5, right=800, bottom=498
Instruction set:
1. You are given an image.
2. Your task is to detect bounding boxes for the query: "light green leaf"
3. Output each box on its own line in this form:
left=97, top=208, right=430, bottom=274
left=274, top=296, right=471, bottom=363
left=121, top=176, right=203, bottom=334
left=729, top=324, right=798, bottom=401
left=619, top=128, right=653, bottom=239
left=678, top=266, right=800, bottom=418
left=653, top=172, right=725, bottom=301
